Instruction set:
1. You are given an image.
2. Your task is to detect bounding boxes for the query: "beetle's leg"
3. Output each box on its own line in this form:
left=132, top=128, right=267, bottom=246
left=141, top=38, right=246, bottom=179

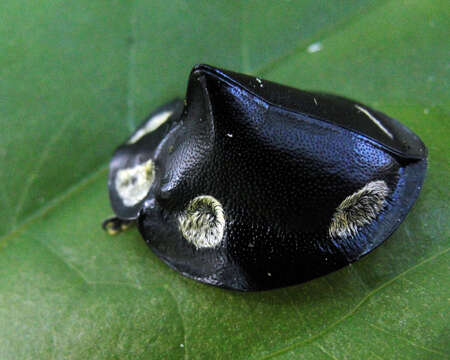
left=102, top=216, right=134, bottom=235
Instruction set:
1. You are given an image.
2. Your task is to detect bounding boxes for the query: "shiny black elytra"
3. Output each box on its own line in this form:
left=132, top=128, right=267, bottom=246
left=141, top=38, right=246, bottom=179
left=103, top=64, right=427, bottom=291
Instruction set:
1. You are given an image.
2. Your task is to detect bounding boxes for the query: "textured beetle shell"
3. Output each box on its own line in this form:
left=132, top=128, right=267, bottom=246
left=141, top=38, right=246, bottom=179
left=107, top=64, right=427, bottom=291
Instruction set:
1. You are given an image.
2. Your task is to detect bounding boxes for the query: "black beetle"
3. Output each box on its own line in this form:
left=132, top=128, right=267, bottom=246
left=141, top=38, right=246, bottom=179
left=103, top=64, right=427, bottom=291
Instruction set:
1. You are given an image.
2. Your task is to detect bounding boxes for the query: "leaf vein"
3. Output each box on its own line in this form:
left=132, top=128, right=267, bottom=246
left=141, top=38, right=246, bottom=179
left=13, top=114, right=73, bottom=227
left=255, top=0, right=391, bottom=77
left=0, top=165, right=108, bottom=250
left=31, top=233, right=91, bottom=286
left=259, top=247, right=450, bottom=359
left=315, top=344, right=339, bottom=360
left=164, top=285, right=189, bottom=360
left=368, top=323, right=448, bottom=357
left=126, top=0, right=137, bottom=132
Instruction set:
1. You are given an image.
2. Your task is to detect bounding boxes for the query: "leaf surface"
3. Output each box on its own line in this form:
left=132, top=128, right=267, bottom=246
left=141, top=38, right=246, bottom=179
left=0, top=0, right=448, bottom=359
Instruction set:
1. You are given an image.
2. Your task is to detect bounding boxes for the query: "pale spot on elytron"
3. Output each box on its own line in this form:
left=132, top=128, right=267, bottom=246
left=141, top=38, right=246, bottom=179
left=178, top=195, right=225, bottom=249
left=128, top=110, right=173, bottom=144
left=115, top=159, right=155, bottom=207
left=329, top=180, right=390, bottom=239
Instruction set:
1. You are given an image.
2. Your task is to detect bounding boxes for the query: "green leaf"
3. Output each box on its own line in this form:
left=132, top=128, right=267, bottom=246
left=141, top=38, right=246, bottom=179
left=0, top=0, right=448, bottom=359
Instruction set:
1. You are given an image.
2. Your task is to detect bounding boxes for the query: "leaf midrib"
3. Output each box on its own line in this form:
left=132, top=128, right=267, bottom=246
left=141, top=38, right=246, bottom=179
left=0, top=164, right=108, bottom=250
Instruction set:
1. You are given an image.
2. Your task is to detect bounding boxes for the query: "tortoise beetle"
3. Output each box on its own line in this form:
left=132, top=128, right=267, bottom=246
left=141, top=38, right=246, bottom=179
left=103, top=64, right=427, bottom=291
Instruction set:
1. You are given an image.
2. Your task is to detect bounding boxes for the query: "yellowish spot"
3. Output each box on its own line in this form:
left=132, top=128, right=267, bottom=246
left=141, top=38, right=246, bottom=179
left=329, top=180, right=389, bottom=239
left=128, top=110, right=173, bottom=144
left=178, top=195, right=225, bottom=249
left=115, top=159, right=155, bottom=207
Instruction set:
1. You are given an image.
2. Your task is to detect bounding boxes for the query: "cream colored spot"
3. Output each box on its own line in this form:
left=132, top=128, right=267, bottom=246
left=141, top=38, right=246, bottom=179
left=329, top=180, right=389, bottom=239
left=128, top=110, right=173, bottom=144
left=178, top=195, right=225, bottom=249
left=115, top=159, right=155, bottom=207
